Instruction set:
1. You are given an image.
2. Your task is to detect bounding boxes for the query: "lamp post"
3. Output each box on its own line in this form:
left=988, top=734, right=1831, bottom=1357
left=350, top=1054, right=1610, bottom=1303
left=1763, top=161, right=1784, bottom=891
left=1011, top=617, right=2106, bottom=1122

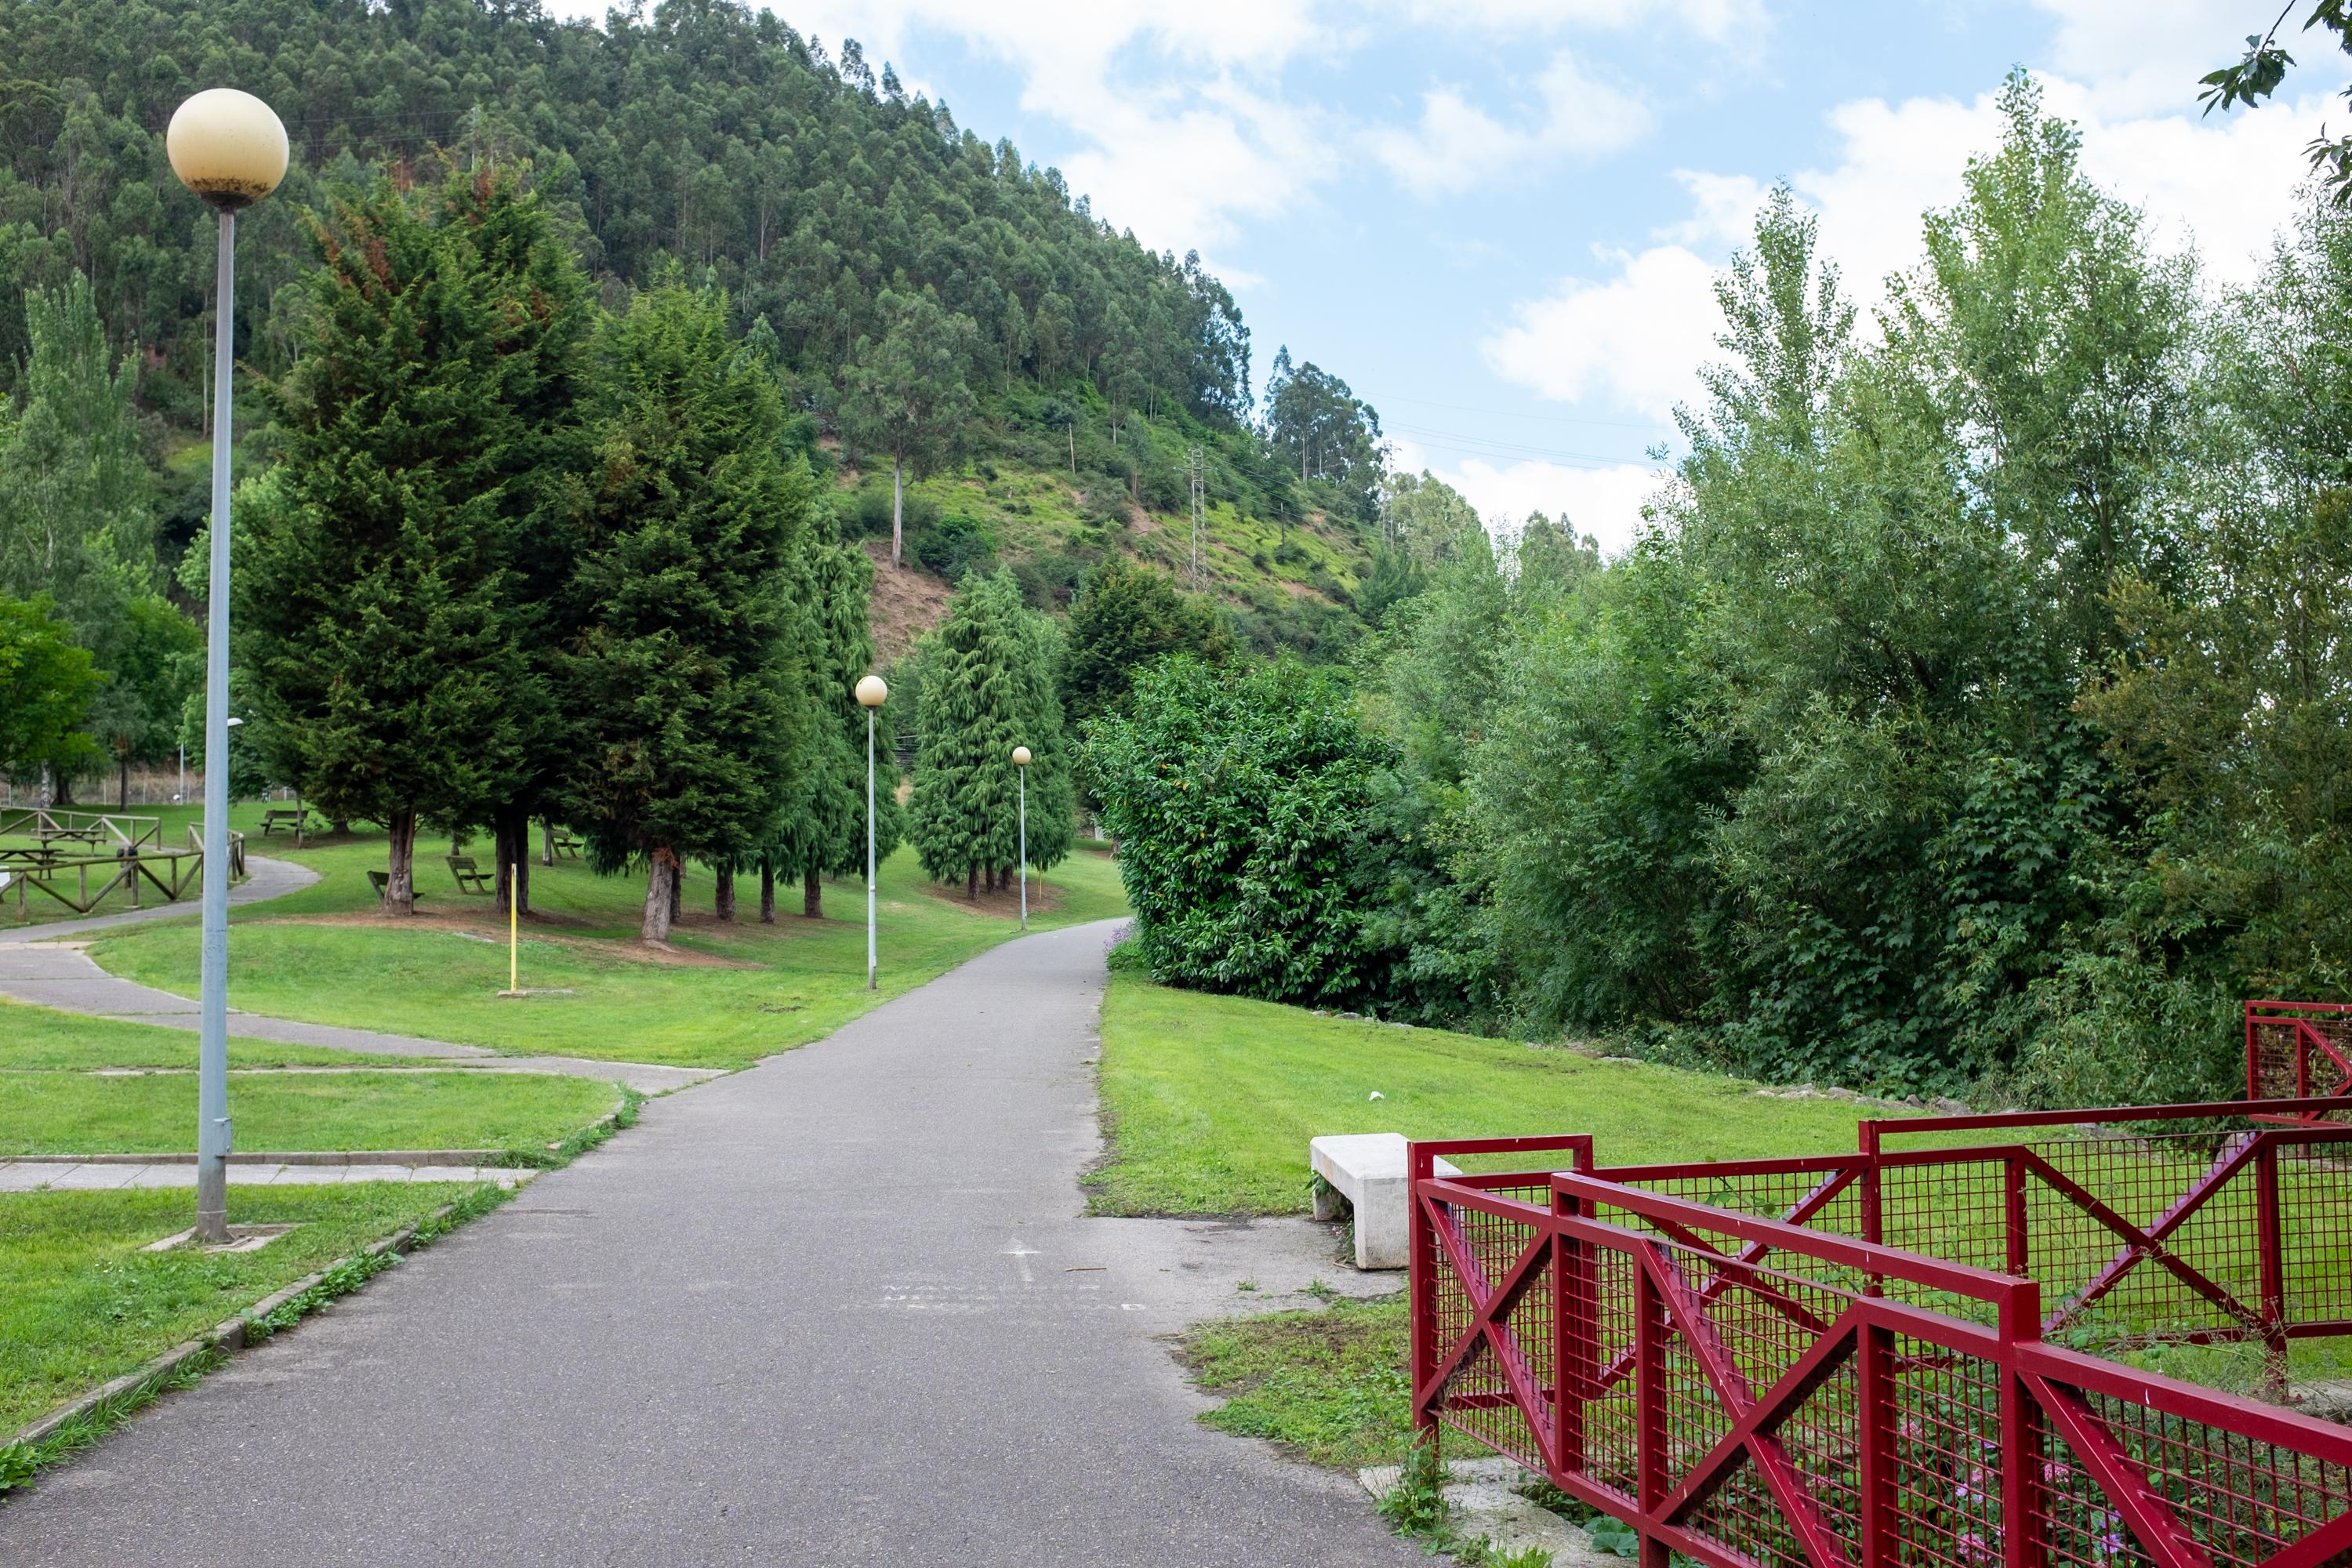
left=1011, top=746, right=1031, bottom=931
left=168, top=88, right=287, bottom=1245
left=855, top=674, right=888, bottom=990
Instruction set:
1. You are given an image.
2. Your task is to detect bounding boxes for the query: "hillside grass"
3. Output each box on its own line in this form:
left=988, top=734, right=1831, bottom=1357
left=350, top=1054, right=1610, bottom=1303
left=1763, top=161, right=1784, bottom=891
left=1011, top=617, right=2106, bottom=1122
left=89, top=830, right=1127, bottom=1070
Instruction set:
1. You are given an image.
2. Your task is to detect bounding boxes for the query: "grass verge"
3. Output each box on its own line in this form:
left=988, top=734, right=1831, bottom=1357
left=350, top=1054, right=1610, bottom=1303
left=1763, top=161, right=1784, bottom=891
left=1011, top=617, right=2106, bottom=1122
left=0, top=1182, right=490, bottom=1436
left=1091, top=974, right=1887, bottom=1215
left=0, top=1181, right=510, bottom=1497
left=0, top=1064, right=621, bottom=1159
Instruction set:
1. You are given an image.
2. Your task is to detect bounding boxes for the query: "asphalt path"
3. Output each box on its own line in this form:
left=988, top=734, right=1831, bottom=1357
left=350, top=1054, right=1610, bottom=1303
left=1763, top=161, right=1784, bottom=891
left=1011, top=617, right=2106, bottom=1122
left=0, top=918, right=1419, bottom=1566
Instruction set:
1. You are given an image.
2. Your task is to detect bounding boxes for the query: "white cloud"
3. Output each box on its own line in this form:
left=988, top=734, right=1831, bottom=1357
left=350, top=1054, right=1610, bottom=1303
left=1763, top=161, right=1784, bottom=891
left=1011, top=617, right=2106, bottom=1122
left=1392, top=0, right=1764, bottom=42
left=1484, top=70, right=2340, bottom=428
left=2030, top=0, right=2259, bottom=117
left=1481, top=244, right=1723, bottom=420
left=1437, top=456, right=1670, bottom=559
left=1374, top=52, right=1652, bottom=197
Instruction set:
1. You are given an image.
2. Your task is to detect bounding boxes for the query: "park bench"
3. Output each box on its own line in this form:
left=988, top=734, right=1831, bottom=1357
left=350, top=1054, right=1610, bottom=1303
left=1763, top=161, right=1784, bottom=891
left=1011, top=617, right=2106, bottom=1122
left=1308, top=1133, right=1459, bottom=1270
left=445, top=855, right=493, bottom=895
left=261, top=808, right=312, bottom=837
left=550, top=829, right=583, bottom=859
left=366, top=870, right=425, bottom=900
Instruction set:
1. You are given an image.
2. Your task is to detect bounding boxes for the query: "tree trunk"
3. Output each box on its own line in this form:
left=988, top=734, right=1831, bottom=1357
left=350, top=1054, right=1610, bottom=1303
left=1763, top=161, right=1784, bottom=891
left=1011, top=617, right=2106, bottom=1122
left=760, top=863, right=776, bottom=924
left=715, top=864, right=735, bottom=921
left=540, top=817, right=556, bottom=868
left=891, top=450, right=905, bottom=569
left=670, top=858, right=684, bottom=924
left=804, top=866, right=822, bottom=919
left=967, top=865, right=979, bottom=902
left=383, top=809, right=419, bottom=916
left=493, top=804, right=532, bottom=916
left=641, top=847, right=677, bottom=942
left=118, top=752, right=129, bottom=808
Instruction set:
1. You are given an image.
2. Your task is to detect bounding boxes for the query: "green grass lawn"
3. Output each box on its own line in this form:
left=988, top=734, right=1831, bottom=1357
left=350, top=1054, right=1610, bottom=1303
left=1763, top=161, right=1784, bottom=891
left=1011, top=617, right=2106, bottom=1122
left=85, top=833, right=1127, bottom=1069
left=1089, top=973, right=1882, bottom=1216
left=0, top=997, right=624, bottom=1158
left=0, top=1182, right=484, bottom=1432
left=0, top=996, right=446, bottom=1071
left=0, top=1069, right=618, bottom=1158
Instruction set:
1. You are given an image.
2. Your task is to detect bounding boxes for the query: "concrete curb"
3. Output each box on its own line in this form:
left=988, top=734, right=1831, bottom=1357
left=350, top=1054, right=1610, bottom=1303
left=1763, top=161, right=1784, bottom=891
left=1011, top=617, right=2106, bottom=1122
left=5, top=1198, right=465, bottom=1451
left=2, top=1150, right=503, bottom=1167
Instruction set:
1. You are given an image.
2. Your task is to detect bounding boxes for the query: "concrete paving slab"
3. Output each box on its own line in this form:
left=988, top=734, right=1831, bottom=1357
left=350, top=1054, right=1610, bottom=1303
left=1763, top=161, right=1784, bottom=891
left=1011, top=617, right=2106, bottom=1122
left=0, top=920, right=1421, bottom=1567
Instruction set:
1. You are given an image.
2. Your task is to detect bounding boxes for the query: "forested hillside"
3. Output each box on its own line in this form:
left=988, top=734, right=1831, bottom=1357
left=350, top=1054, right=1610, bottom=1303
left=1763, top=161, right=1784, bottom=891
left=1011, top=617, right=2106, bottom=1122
left=0, top=0, right=1385, bottom=656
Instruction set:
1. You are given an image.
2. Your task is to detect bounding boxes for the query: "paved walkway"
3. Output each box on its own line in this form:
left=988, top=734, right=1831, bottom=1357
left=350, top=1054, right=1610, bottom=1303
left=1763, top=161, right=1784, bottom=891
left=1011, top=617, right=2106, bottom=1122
left=0, top=858, right=717, bottom=1096
left=0, top=920, right=1419, bottom=1567
left=0, top=1160, right=535, bottom=1191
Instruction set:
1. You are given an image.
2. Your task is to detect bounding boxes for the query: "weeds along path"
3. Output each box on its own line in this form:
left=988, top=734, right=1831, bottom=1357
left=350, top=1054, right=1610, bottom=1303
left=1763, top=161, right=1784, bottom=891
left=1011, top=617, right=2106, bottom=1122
left=0, top=917, right=1419, bottom=1566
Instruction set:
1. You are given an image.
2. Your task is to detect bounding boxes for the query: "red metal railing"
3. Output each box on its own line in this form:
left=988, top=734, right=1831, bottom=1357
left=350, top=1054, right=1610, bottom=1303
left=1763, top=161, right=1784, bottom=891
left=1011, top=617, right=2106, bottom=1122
left=1410, top=1105, right=2352, bottom=1568
left=2249, top=1004, right=2352, bottom=1120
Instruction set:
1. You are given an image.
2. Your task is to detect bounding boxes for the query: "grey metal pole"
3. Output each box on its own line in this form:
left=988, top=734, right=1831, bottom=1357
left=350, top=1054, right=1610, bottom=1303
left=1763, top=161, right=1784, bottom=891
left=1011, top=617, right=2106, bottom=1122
left=194, top=209, right=236, bottom=1244
left=1018, top=767, right=1027, bottom=931
left=866, top=707, right=877, bottom=991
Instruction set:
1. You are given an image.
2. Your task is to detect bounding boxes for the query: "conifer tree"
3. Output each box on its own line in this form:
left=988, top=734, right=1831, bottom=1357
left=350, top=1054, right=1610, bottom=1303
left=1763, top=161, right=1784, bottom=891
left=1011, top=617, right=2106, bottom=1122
left=435, top=166, right=595, bottom=917
left=909, top=572, right=1025, bottom=898
left=559, top=278, right=811, bottom=942
left=762, top=531, right=900, bottom=920
left=241, top=181, right=539, bottom=912
left=909, top=570, right=1073, bottom=898
left=1007, top=608, right=1076, bottom=880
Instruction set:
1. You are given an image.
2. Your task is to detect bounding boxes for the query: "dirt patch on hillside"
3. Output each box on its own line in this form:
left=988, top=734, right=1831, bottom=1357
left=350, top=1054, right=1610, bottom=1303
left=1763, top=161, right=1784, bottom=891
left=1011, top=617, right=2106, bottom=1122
left=864, top=537, right=955, bottom=661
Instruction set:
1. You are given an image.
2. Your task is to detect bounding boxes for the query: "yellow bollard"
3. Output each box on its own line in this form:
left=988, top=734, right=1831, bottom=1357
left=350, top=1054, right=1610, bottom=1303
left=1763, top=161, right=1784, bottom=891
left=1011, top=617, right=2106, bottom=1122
left=508, top=862, right=518, bottom=994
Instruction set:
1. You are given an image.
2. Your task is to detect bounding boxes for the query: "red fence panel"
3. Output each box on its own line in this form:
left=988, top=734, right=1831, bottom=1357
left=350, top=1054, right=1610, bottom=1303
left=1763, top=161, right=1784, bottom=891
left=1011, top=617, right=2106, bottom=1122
left=1410, top=1124, right=2352, bottom=1568
left=2249, top=1004, right=2352, bottom=1120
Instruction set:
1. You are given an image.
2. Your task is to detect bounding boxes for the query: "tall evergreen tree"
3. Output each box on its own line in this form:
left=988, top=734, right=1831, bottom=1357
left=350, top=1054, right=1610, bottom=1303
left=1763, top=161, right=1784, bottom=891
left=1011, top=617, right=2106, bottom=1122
left=560, top=278, right=811, bottom=942
left=241, top=181, right=539, bottom=911
left=909, top=572, right=1028, bottom=898
left=430, top=165, right=596, bottom=916
left=762, top=529, right=901, bottom=920
left=1007, top=607, right=1076, bottom=880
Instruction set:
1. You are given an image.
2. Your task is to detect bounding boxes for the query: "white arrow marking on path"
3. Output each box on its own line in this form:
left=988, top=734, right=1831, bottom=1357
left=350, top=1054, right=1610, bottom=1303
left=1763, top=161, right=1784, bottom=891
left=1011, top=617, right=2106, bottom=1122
left=1004, top=1238, right=1040, bottom=1285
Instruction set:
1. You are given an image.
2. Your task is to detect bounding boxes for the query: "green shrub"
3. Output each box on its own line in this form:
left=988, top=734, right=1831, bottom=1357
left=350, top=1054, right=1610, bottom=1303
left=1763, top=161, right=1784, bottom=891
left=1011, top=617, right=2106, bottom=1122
left=1083, top=657, right=1412, bottom=1010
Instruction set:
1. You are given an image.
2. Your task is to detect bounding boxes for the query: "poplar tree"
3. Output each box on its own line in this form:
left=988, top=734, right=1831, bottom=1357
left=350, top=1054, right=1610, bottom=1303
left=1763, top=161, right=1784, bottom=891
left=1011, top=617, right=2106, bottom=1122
left=241, top=180, right=536, bottom=912
left=559, top=278, right=809, bottom=942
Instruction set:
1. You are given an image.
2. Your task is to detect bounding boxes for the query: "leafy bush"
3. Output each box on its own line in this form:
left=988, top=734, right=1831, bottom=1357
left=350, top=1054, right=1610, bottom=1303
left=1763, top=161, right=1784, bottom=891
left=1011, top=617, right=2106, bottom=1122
left=910, top=510, right=996, bottom=580
left=1083, top=658, right=1413, bottom=1010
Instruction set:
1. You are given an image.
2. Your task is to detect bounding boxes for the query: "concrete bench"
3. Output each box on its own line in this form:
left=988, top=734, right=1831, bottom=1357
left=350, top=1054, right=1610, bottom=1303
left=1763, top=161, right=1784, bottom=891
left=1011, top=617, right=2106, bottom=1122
left=1310, top=1133, right=1459, bottom=1270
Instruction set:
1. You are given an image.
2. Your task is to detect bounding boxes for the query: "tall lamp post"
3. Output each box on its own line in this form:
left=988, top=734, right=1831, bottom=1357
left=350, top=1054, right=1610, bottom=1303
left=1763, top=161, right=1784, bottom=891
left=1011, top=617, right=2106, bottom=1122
left=167, top=89, right=287, bottom=1245
left=1011, top=746, right=1030, bottom=931
left=855, top=674, right=888, bottom=990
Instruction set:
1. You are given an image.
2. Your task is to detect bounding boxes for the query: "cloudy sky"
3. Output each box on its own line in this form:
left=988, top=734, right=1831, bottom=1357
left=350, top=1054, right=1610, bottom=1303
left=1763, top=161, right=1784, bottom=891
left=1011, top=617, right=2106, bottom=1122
left=552, top=1, right=2346, bottom=551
